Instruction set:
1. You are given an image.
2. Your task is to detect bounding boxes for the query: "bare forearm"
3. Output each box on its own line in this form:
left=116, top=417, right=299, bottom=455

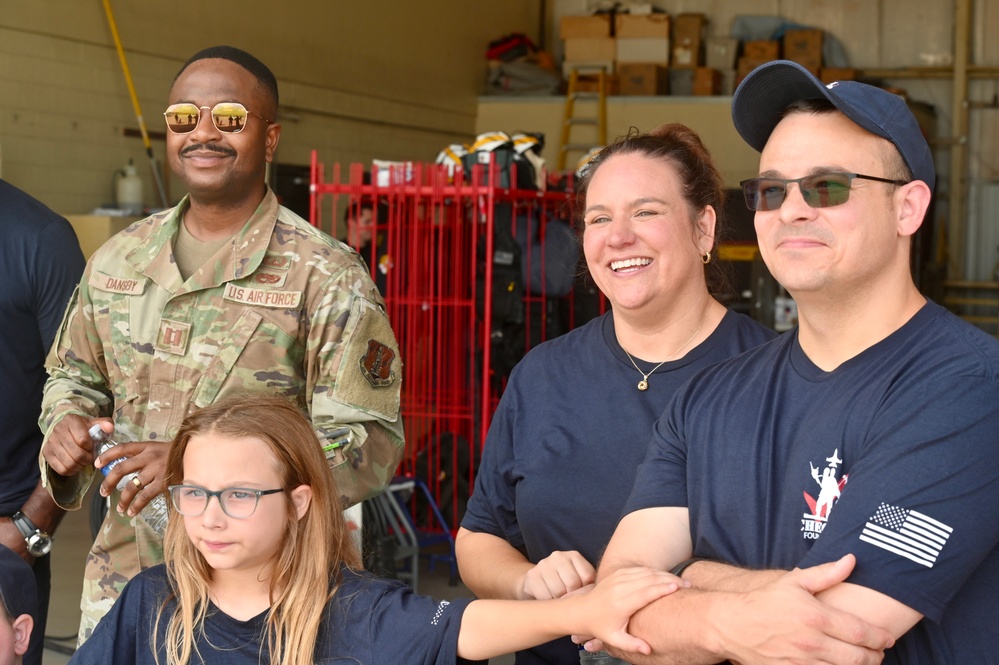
left=1, top=482, right=67, bottom=562
left=685, top=562, right=919, bottom=640
left=681, top=560, right=784, bottom=592
left=19, top=482, right=66, bottom=534
left=617, top=561, right=787, bottom=663
left=604, top=589, right=727, bottom=665
left=457, top=569, right=681, bottom=663
left=817, top=582, right=922, bottom=639
left=457, top=597, right=585, bottom=660
left=456, top=528, right=534, bottom=599
left=601, top=566, right=797, bottom=664
left=608, top=556, right=897, bottom=665
left=593, top=508, right=724, bottom=663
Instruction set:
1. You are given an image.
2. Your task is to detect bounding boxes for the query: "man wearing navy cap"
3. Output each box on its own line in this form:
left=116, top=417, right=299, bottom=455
left=0, top=545, right=36, bottom=665
left=593, top=60, right=999, bottom=663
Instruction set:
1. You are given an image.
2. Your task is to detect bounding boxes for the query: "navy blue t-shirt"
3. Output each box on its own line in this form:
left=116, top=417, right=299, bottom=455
left=0, top=179, right=84, bottom=514
left=627, top=301, right=999, bottom=664
left=462, top=310, right=775, bottom=664
left=69, top=564, right=473, bottom=664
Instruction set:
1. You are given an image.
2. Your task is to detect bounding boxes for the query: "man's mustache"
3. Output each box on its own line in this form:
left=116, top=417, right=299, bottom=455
left=181, top=144, right=236, bottom=157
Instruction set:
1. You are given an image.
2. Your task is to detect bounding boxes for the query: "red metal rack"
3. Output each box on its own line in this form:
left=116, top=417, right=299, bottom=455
left=310, top=153, right=593, bottom=530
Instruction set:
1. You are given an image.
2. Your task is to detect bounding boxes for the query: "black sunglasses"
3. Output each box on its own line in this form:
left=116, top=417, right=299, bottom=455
left=740, top=172, right=910, bottom=212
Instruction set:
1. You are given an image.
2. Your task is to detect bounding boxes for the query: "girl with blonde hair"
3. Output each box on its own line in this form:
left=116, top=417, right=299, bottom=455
left=69, top=394, right=679, bottom=665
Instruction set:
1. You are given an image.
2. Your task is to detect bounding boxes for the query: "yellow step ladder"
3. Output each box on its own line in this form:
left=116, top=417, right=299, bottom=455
left=557, top=66, right=608, bottom=171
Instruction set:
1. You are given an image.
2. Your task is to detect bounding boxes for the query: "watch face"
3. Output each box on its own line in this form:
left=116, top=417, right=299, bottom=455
left=27, top=534, right=52, bottom=557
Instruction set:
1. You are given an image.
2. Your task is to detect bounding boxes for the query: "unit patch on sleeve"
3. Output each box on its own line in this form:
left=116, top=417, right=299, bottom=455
left=359, top=339, right=396, bottom=388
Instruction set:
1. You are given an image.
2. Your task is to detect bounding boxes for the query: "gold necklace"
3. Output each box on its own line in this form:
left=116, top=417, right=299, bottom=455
left=623, top=312, right=708, bottom=391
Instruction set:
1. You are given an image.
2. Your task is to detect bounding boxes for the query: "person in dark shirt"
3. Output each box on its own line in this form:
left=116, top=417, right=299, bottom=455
left=0, top=179, right=85, bottom=665
left=595, top=61, right=998, bottom=664
left=345, top=201, right=392, bottom=295
left=457, top=124, right=775, bottom=665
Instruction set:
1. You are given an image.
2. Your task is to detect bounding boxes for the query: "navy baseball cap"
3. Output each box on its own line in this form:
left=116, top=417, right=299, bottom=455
left=732, top=60, right=935, bottom=192
left=0, top=545, right=36, bottom=621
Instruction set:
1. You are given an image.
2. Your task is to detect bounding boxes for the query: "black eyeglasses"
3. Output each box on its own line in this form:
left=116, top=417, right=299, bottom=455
left=163, top=102, right=272, bottom=134
left=168, top=484, right=284, bottom=519
left=740, top=172, right=910, bottom=212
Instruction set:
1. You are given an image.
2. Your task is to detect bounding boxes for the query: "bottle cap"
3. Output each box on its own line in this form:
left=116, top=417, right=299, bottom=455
left=88, top=424, right=106, bottom=441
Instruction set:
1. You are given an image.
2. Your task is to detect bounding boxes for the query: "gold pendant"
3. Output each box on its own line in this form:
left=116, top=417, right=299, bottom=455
left=637, top=379, right=649, bottom=391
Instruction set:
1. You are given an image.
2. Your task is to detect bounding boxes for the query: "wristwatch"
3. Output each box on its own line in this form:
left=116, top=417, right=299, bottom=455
left=11, top=511, right=52, bottom=557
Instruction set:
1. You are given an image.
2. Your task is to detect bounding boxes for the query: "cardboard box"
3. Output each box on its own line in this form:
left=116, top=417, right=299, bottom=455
left=560, top=14, right=611, bottom=39
left=820, top=67, right=858, bottom=84
left=743, top=40, right=779, bottom=61
left=783, top=29, right=823, bottom=69
left=564, top=37, right=616, bottom=62
left=66, top=215, right=140, bottom=259
left=615, top=13, right=670, bottom=39
left=617, top=63, right=669, bottom=95
left=616, top=37, right=669, bottom=64
left=737, top=56, right=772, bottom=80
left=668, top=68, right=694, bottom=96
left=574, top=73, right=619, bottom=95
left=705, top=37, right=739, bottom=70
left=671, top=13, right=706, bottom=68
left=692, top=67, right=721, bottom=95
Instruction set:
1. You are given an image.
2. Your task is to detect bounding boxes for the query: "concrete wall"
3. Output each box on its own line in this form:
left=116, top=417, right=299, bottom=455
left=0, top=1, right=540, bottom=216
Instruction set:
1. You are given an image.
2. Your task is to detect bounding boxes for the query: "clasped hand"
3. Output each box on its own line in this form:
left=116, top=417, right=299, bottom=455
left=574, top=566, right=688, bottom=657
left=521, top=549, right=596, bottom=600
left=43, top=415, right=168, bottom=516
left=520, top=551, right=688, bottom=656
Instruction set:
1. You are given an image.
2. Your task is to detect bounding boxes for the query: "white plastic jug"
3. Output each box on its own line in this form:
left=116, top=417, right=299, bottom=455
left=115, top=160, right=144, bottom=216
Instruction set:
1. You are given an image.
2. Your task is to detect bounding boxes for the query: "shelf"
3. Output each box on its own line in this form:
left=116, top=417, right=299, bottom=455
left=858, top=65, right=999, bottom=80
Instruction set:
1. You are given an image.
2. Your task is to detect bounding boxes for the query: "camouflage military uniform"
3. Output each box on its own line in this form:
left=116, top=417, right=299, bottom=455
left=38, top=189, right=404, bottom=642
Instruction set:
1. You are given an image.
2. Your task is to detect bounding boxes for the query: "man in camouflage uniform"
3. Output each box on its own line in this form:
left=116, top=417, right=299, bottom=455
left=39, top=46, right=405, bottom=642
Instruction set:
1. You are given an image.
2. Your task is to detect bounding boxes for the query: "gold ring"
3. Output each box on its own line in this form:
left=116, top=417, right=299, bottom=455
left=131, top=476, right=143, bottom=490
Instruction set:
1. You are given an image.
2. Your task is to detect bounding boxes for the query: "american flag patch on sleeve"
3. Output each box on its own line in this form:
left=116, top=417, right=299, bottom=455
left=859, top=502, right=953, bottom=568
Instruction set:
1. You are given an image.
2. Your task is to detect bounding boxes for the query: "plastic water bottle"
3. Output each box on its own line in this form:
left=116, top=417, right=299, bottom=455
left=89, top=424, right=169, bottom=537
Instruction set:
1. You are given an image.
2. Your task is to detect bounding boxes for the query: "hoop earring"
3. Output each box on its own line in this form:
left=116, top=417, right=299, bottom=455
left=701, top=251, right=711, bottom=265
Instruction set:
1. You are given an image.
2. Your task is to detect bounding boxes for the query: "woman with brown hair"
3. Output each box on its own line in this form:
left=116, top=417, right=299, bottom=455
left=457, top=123, right=777, bottom=664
